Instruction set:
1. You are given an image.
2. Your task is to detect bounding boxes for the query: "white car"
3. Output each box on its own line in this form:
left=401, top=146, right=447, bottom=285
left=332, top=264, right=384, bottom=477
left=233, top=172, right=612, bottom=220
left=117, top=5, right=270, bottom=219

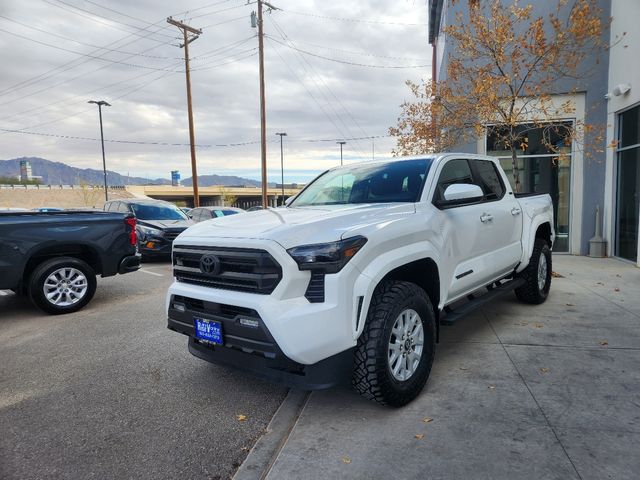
left=166, top=154, right=555, bottom=406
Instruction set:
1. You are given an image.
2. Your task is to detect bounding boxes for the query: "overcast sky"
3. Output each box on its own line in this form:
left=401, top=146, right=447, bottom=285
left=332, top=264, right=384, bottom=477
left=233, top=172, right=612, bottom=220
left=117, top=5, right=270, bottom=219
left=0, top=0, right=430, bottom=183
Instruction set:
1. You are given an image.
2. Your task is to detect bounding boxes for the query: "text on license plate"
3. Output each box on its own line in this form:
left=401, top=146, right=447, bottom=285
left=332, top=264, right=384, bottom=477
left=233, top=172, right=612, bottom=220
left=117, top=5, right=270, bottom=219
left=194, top=317, right=223, bottom=345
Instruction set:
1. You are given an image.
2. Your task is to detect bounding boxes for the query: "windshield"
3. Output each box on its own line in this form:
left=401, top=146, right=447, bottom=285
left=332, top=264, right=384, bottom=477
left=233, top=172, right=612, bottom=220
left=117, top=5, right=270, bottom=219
left=291, top=159, right=433, bottom=207
left=131, top=203, right=188, bottom=220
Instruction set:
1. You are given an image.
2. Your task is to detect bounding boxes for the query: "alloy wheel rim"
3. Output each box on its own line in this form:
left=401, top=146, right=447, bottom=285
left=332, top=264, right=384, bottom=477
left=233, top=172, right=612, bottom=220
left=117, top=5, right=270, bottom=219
left=538, top=254, right=548, bottom=291
left=43, top=267, right=88, bottom=306
left=388, top=308, right=424, bottom=381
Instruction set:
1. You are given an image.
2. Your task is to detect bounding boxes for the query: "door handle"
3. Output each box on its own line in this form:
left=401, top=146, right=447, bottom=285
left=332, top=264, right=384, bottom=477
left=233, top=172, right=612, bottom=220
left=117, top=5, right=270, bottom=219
left=480, top=213, right=493, bottom=223
left=511, top=207, right=522, bottom=216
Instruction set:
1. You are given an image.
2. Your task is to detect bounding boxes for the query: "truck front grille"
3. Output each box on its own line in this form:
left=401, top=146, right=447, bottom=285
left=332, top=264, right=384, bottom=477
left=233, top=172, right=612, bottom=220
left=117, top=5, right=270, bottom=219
left=164, top=229, right=186, bottom=241
left=173, top=245, right=282, bottom=294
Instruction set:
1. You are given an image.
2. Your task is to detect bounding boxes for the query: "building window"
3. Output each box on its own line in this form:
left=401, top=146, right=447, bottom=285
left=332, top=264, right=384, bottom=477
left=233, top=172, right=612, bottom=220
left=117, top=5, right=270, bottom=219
left=615, top=105, right=640, bottom=262
left=487, top=122, right=572, bottom=252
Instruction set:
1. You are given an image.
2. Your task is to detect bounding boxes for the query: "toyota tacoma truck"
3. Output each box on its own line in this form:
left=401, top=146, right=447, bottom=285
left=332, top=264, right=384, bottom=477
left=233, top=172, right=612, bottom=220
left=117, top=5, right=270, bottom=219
left=166, top=154, right=554, bottom=406
left=0, top=210, right=140, bottom=314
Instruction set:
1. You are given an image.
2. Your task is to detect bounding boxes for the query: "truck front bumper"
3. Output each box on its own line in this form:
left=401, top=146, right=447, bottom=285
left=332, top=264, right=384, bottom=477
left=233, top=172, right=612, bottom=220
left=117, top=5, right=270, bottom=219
left=167, top=296, right=353, bottom=390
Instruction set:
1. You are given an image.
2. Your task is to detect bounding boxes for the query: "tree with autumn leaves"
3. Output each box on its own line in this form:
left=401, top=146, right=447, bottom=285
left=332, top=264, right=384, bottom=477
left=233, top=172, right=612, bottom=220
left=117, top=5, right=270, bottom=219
left=390, top=0, right=609, bottom=192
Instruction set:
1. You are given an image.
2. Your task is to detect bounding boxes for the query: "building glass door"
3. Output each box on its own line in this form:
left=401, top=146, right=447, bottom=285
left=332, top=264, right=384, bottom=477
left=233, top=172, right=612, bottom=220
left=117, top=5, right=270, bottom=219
left=616, top=105, right=640, bottom=262
left=487, top=122, right=572, bottom=252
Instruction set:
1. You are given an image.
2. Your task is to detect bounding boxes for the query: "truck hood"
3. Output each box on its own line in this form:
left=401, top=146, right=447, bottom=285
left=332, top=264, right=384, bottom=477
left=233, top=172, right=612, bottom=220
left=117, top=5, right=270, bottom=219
left=177, top=203, right=416, bottom=249
left=138, top=219, right=194, bottom=230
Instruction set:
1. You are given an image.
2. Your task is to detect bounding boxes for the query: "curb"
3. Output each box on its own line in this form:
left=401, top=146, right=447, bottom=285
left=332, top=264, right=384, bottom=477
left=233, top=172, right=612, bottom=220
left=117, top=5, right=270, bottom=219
left=233, top=389, right=310, bottom=480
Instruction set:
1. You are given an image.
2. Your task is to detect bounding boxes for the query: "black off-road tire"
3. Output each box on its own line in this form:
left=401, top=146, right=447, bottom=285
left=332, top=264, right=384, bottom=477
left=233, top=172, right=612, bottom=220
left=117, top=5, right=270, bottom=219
left=515, top=238, right=552, bottom=305
left=352, top=280, right=436, bottom=407
left=28, top=257, right=97, bottom=315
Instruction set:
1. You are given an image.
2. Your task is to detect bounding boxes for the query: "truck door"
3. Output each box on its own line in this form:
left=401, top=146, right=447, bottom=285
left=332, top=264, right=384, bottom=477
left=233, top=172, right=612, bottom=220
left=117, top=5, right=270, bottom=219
left=431, top=158, right=498, bottom=301
left=469, top=159, right=523, bottom=274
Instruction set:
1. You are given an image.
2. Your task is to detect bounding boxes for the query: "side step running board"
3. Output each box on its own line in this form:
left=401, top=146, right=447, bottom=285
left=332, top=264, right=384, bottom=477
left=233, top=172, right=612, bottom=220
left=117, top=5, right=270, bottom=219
left=440, top=277, right=525, bottom=326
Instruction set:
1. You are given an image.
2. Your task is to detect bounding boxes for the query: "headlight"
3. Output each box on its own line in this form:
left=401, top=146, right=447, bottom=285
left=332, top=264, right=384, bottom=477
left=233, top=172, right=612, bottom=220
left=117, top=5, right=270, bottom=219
left=138, top=225, right=162, bottom=239
left=287, top=236, right=367, bottom=273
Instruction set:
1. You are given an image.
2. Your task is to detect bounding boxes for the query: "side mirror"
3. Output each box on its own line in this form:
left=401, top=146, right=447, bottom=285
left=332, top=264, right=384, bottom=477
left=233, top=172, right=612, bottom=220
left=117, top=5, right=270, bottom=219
left=437, top=183, right=484, bottom=208
left=443, top=183, right=483, bottom=202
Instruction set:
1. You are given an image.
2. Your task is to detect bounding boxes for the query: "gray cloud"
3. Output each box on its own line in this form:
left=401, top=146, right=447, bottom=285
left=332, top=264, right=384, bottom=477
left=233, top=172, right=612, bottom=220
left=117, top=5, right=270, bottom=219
left=0, top=0, right=430, bottom=183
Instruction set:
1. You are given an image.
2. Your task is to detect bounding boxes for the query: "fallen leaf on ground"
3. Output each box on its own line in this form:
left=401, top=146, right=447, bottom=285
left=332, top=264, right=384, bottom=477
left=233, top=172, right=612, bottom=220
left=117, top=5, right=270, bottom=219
left=236, top=414, right=248, bottom=422
left=423, top=417, right=433, bottom=423
left=415, top=434, right=424, bottom=440
left=566, top=303, right=574, bottom=307
left=459, top=367, right=468, bottom=371
left=488, top=385, right=496, bottom=390
left=341, top=456, right=351, bottom=464
left=596, top=282, right=604, bottom=285
left=600, top=341, right=609, bottom=346
left=534, top=323, right=544, bottom=329
left=614, top=288, right=620, bottom=292
left=551, top=271, right=564, bottom=278
left=540, top=368, right=549, bottom=373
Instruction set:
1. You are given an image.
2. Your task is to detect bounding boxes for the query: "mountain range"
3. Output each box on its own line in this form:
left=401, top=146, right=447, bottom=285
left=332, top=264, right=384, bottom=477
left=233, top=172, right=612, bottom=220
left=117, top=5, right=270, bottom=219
left=0, top=157, right=267, bottom=187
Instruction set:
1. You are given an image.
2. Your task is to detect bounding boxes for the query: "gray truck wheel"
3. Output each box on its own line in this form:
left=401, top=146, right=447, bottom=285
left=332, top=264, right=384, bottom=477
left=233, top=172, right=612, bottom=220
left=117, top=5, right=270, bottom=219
left=28, top=257, right=97, bottom=315
left=515, top=238, right=552, bottom=304
left=352, top=280, right=436, bottom=407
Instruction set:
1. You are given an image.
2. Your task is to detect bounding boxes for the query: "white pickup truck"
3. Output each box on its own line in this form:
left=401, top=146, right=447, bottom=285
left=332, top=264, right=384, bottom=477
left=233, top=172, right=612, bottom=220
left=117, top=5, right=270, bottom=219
left=167, top=154, right=554, bottom=406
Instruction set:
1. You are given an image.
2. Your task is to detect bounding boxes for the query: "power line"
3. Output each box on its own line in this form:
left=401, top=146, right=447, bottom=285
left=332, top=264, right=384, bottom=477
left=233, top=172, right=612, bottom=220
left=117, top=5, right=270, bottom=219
left=0, top=16, right=182, bottom=60
left=190, top=49, right=257, bottom=71
left=1, top=125, right=390, bottom=147
left=279, top=9, right=428, bottom=26
left=0, top=36, right=257, bottom=125
left=267, top=36, right=431, bottom=69
left=267, top=16, right=371, bottom=157
left=266, top=37, right=366, bottom=157
left=0, top=21, right=172, bottom=97
left=171, top=0, right=245, bottom=18
left=189, top=2, right=255, bottom=20
left=43, top=0, right=176, bottom=42
left=270, top=36, right=431, bottom=62
left=0, top=26, right=185, bottom=103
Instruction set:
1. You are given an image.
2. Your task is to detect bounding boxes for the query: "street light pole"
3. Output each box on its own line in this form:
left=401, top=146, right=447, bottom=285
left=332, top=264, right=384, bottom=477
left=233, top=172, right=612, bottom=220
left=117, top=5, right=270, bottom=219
left=337, top=141, right=346, bottom=166
left=275, top=132, right=287, bottom=205
left=88, top=100, right=111, bottom=201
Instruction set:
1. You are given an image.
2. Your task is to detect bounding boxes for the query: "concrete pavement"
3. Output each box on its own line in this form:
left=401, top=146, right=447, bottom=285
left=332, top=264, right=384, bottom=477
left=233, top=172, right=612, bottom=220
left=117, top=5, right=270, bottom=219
left=239, top=256, right=640, bottom=480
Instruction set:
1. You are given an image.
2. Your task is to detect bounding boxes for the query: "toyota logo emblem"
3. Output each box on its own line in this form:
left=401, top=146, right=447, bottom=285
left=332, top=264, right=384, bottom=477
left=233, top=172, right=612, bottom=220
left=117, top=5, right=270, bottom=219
left=199, top=254, right=221, bottom=275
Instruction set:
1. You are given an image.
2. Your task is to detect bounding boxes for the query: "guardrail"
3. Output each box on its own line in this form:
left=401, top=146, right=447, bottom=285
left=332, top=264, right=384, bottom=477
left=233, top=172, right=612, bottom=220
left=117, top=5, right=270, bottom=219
left=0, top=184, right=127, bottom=190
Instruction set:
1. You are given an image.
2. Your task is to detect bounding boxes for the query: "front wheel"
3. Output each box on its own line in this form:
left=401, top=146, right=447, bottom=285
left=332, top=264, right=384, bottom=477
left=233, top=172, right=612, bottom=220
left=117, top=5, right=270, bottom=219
left=352, top=280, right=436, bottom=407
left=28, top=257, right=97, bottom=315
left=515, top=238, right=552, bottom=304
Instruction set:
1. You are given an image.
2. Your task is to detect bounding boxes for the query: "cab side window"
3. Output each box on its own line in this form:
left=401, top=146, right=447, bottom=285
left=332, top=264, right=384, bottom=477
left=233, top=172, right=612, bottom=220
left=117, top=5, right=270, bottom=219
left=472, top=160, right=505, bottom=200
left=433, top=159, right=474, bottom=203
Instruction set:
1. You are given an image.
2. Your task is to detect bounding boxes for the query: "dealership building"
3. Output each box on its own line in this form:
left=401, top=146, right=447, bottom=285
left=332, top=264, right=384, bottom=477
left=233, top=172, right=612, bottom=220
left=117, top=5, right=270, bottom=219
left=428, top=0, right=639, bottom=266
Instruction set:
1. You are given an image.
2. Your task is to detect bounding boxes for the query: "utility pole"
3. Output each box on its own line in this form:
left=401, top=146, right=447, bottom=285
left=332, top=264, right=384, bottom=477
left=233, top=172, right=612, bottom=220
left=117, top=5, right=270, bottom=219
left=275, top=132, right=287, bottom=205
left=256, top=1, right=268, bottom=208
left=337, top=141, right=346, bottom=166
left=167, top=16, right=202, bottom=207
left=88, top=100, right=110, bottom=201
left=252, top=1, right=279, bottom=208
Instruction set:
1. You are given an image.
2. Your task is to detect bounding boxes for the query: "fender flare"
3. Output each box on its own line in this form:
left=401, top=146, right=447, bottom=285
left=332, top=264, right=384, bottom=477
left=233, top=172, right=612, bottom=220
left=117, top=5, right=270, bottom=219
left=351, top=241, right=442, bottom=339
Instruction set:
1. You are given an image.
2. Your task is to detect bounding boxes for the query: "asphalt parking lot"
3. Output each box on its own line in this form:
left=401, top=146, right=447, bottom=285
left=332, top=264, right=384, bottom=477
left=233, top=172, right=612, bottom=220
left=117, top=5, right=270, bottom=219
left=0, top=261, right=287, bottom=480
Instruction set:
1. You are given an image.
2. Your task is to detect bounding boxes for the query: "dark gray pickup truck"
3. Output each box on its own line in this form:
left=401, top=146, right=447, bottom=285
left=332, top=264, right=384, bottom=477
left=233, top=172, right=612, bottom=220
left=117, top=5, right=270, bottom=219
left=0, top=210, right=140, bottom=314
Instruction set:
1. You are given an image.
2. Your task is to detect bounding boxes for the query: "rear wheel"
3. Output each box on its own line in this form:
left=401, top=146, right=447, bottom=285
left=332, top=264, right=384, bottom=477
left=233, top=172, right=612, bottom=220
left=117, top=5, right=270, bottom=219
left=352, top=280, right=436, bottom=407
left=515, top=238, right=552, bottom=304
left=28, top=257, right=97, bottom=314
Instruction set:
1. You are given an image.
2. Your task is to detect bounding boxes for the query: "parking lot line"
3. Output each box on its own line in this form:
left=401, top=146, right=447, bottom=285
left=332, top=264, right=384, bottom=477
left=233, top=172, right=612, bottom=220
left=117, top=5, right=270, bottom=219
left=139, top=269, right=164, bottom=277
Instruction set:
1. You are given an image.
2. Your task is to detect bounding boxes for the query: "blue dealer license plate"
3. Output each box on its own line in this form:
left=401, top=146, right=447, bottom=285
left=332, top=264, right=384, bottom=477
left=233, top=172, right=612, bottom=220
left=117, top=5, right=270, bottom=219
left=194, top=317, right=223, bottom=345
